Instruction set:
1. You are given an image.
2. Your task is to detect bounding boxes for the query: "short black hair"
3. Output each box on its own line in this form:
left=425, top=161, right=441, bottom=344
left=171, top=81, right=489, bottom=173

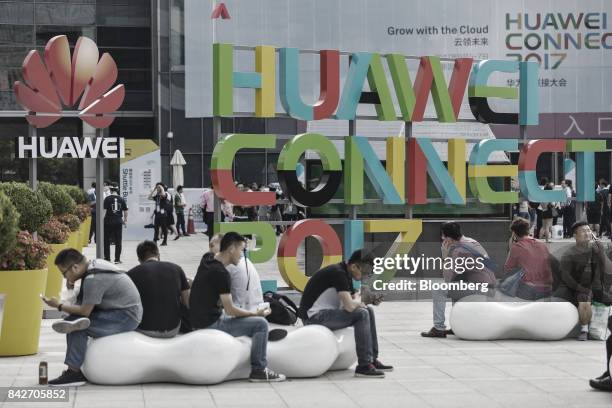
left=137, top=240, right=159, bottom=262
left=220, top=232, right=247, bottom=252
left=510, top=217, right=530, bottom=237
left=347, top=249, right=373, bottom=267
left=571, top=221, right=589, bottom=234
left=55, top=248, right=85, bottom=268
left=177, top=185, right=183, bottom=191
left=91, top=182, right=96, bottom=188
left=539, top=177, right=549, bottom=186
left=441, top=221, right=462, bottom=240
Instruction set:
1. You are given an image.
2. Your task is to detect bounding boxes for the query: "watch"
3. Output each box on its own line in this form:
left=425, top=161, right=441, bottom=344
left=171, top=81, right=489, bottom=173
left=57, top=303, right=63, bottom=312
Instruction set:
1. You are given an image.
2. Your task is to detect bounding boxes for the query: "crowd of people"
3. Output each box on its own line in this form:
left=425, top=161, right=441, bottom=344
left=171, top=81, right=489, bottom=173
left=201, top=182, right=304, bottom=240
left=417, top=220, right=612, bottom=391
left=514, top=177, right=612, bottom=243
left=40, top=234, right=392, bottom=386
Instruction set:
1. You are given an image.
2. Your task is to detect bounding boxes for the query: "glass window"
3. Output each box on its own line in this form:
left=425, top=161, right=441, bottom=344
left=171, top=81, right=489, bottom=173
left=97, top=26, right=150, bottom=47
left=36, top=26, right=96, bottom=46
left=0, top=91, right=20, bottom=110
left=181, top=153, right=202, bottom=188
left=171, top=108, right=201, bottom=153
left=0, top=3, right=34, bottom=25
left=234, top=154, right=266, bottom=186
left=0, top=25, right=34, bottom=46
left=117, top=70, right=151, bottom=91
left=0, top=47, right=29, bottom=67
left=109, top=117, right=154, bottom=140
left=99, top=48, right=151, bottom=69
left=122, top=91, right=152, bottom=111
left=96, top=3, right=151, bottom=27
left=0, top=68, right=21, bottom=91
left=170, top=0, right=185, bottom=67
left=35, top=4, right=95, bottom=25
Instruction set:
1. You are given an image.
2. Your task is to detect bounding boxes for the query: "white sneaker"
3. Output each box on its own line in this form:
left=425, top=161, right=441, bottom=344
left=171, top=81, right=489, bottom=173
left=52, top=317, right=91, bottom=334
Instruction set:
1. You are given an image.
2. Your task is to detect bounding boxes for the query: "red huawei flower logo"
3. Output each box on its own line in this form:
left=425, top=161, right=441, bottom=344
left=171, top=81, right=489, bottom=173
left=13, top=35, right=125, bottom=129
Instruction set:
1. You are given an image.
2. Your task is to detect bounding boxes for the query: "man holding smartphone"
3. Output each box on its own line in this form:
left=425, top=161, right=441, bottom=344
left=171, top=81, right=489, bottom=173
left=554, top=221, right=612, bottom=340
left=189, top=232, right=286, bottom=382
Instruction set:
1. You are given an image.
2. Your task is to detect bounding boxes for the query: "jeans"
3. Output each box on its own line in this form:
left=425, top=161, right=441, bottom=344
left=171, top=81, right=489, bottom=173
left=176, top=213, right=186, bottom=235
left=103, top=222, right=122, bottom=262
left=432, top=288, right=448, bottom=330
left=64, top=309, right=139, bottom=369
left=305, top=306, right=379, bottom=367
left=606, top=316, right=612, bottom=376
left=208, top=315, right=268, bottom=371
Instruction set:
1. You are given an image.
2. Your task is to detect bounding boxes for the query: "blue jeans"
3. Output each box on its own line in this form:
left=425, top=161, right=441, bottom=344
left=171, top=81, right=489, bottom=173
left=208, top=315, right=268, bottom=371
left=432, top=288, right=448, bottom=331
left=64, top=309, right=139, bottom=369
left=305, top=306, right=379, bottom=367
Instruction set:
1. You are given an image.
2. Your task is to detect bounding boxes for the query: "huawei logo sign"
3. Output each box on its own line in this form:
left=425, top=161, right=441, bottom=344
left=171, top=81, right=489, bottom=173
left=13, top=35, right=125, bottom=129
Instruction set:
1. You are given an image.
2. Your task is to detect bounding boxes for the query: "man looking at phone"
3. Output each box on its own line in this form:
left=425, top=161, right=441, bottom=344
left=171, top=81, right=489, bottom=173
left=41, top=249, right=142, bottom=386
left=189, top=232, right=286, bottom=382
left=554, top=221, right=612, bottom=340
left=299, top=249, right=393, bottom=378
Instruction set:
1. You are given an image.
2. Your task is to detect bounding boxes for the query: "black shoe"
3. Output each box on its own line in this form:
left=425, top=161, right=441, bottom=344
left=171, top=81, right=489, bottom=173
left=173, top=235, right=180, bottom=241
left=373, top=360, right=394, bottom=372
left=160, top=241, right=168, bottom=246
left=114, top=260, right=122, bottom=264
left=421, top=327, right=447, bottom=338
left=589, top=374, right=612, bottom=391
left=445, top=329, right=454, bottom=335
left=268, top=329, right=288, bottom=342
left=249, top=367, right=286, bottom=382
left=48, top=369, right=87, bottom=387
left=355, top=364, right=385, bottom=378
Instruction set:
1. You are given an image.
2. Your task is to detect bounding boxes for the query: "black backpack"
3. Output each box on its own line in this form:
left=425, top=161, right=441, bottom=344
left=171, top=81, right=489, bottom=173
left=263, top=291, right=299, bottom=325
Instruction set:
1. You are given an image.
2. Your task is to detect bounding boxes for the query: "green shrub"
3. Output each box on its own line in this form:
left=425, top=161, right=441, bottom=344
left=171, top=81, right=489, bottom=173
left=0, top=191, right=19, bottom=257
left=60, top=185, right=88, bottom=205
left=75, top=204, right=91, bottom=222
left=38, top=182, right=76, bottom=216
left=0, top=182, right=53, bottom=233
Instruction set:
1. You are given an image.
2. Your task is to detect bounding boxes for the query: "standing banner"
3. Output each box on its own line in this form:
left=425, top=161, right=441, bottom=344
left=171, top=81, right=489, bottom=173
left=120, top=140, right=161, bottom=240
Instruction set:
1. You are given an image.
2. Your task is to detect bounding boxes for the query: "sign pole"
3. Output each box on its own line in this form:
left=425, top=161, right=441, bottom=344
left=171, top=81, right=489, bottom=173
left=28, top=125, right=37, bottom=190
left=95, top=128, right=105, bottom=258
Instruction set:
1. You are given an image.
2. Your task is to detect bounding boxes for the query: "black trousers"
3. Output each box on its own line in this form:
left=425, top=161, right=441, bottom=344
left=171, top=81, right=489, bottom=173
left=176, top=213, right=187, bottom=235
left=154, top=214, right=168, bottom=243
left=89, top=212, right=96, bottom=242
left=606, top=316, right=612, bottom=376
left=203, top=211, right=214, bottom=239
left=104, top=222, right=122, bottom=262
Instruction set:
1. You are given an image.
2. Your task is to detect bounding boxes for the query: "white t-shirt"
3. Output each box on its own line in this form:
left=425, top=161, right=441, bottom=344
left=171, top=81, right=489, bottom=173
left=226, top=256, right=263, bottom=311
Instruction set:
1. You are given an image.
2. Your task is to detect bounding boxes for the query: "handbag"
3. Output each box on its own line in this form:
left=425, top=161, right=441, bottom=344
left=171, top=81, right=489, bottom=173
left=498, top=269, right=525, bottom=297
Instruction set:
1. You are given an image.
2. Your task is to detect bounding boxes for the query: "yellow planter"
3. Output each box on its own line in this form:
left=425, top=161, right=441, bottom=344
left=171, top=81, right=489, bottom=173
left=45, top=243, right=67, bottom=299
left=66, top=231, right=79, bottom=250
left=80, top=217, right=91, bottom=248
left=0, top=268, right=48, bottom=356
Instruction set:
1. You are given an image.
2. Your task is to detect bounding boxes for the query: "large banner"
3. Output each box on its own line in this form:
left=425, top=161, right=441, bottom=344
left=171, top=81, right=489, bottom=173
left=186, top=0, right=611, bottom=130
left=119, top=140, right=161, bottom=240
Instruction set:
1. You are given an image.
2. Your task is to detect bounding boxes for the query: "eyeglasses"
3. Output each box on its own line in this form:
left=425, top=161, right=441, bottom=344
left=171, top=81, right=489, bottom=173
left=59, top=263, right=75, bottom=277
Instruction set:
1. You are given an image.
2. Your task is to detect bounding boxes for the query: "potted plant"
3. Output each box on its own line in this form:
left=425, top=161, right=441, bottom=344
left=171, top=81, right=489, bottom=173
left=57, top=213, right=81, bottom=250
left=38, top=217, right=70, bottom=299
left=75, top=204, right=92, bottom=248
left=38, top=182, right=76, bottom=217
left=0, top=231, right=51, bottom=356
left=0, top=182, right=52, bottom=234
left=0, top=191, right=18, bottom=257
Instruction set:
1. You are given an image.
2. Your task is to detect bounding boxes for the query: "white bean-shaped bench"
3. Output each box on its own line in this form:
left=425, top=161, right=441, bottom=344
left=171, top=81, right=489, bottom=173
left=81, top=325, right=356, bottom=385
left=450, top=295, right=579, bottom=340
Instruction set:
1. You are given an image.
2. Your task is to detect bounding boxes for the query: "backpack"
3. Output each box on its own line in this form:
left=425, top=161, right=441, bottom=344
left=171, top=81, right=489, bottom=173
left=263, top=291, right=299, bottom=325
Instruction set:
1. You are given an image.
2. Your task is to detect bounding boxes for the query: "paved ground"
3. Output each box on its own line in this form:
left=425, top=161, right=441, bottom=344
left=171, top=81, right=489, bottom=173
left=0, top=234, right=611, bottom=408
